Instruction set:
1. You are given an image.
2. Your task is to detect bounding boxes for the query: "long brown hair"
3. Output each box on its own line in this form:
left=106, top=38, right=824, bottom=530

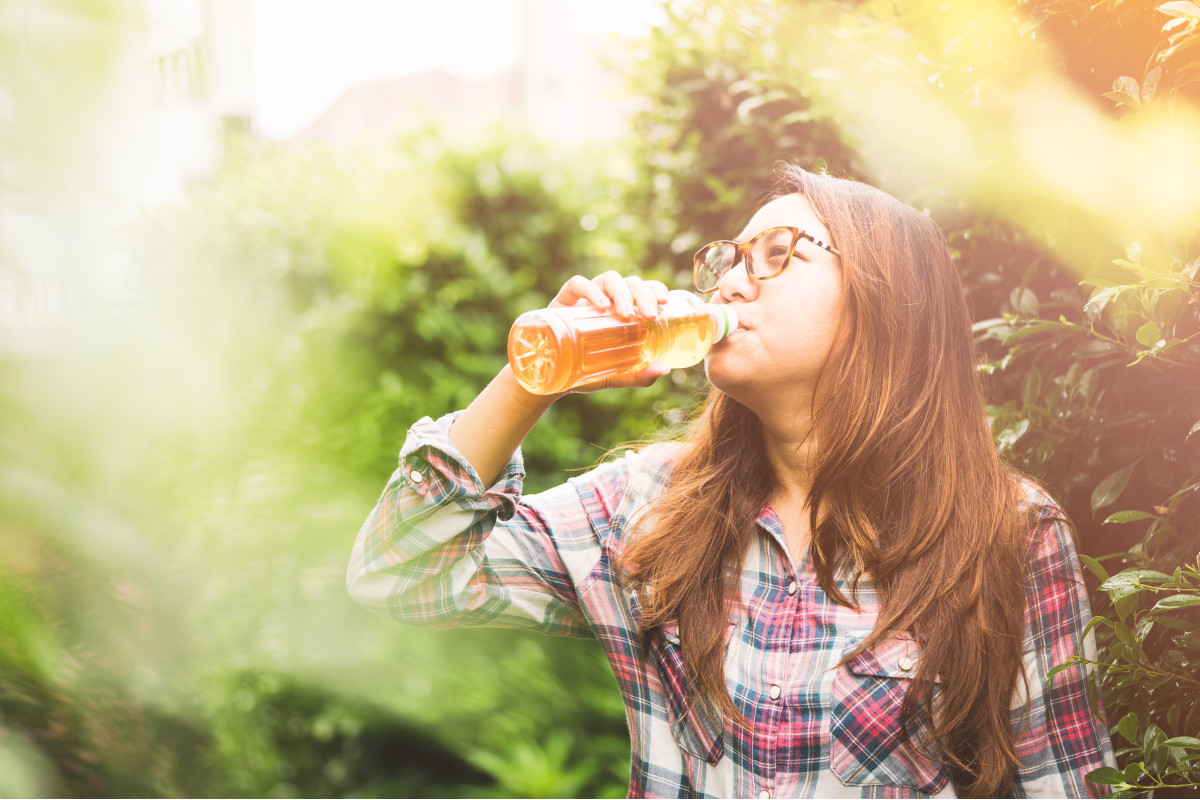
left=619, top=167, right=1028, bottom=796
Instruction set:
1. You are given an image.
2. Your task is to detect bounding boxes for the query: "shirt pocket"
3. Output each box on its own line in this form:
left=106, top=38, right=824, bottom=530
left=652, top=621, right=727, bottom=765
left=828, top=633, right=950, bottom=794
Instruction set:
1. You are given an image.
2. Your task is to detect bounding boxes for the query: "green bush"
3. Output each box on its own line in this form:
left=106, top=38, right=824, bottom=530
left=2, top=126, right=673, bottom=795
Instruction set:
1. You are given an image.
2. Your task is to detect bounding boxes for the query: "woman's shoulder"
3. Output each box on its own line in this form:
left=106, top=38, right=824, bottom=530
left=1009, top=473, right=1082, bottom=573
left=576, top=441, right=683, bottom=494
left=561, top=441, right=684, bottom=505
left=1012, top=473, right=1065, bottom=516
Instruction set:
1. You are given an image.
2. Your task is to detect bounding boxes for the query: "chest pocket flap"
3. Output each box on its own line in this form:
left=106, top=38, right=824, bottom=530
left=830, top=633, right=948, bottom=794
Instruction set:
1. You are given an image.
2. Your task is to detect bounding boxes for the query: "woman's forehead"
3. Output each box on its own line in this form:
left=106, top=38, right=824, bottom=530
left=738, top=193, right=832, bottom=242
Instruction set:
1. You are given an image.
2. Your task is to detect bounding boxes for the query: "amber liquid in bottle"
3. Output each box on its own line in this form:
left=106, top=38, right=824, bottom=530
left=507, top=291, right=736, bottom=395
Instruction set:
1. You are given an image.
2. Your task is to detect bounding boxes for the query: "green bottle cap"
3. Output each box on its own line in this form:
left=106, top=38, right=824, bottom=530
left=708, top=304, right=737, bottom=342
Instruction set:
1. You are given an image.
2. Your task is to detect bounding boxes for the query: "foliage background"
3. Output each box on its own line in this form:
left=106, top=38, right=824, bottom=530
left=3, top=0, right=1200, bottom=796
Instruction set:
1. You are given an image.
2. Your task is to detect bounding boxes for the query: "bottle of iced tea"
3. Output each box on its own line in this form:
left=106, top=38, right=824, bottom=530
left=507, top=290, right=737, bottom=395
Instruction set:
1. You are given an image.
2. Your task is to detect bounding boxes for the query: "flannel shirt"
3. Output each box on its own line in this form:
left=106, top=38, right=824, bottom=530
left=347, top=413, right=1115, bottom=798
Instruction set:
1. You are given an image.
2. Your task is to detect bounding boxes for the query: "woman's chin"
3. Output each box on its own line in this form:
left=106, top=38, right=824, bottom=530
left=704, top=358, right=754, bottom=400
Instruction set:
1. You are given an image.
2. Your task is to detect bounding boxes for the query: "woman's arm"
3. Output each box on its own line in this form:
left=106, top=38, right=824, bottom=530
left=446, top=365, right=557, bottom=488
left=346, top=412, right=631, bottom=635
left=1012, top=508, right=1117, bottom=798
left=347, top=272, right=670, bottom=632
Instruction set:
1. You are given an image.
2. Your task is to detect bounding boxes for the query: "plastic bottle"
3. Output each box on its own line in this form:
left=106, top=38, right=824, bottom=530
left=507, top=290, right=738, bottom=395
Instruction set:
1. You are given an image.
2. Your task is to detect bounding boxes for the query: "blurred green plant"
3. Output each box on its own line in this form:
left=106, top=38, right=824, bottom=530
left=2, top=122, right=673, bottom=795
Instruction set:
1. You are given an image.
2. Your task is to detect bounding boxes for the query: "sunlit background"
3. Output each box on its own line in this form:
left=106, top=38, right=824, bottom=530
left=4, top=0, right=1200, bottom=796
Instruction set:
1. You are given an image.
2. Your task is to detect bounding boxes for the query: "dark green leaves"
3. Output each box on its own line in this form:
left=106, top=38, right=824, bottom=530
left=1093, top=465, right=1136, bottom=514
left=1154, top=594, right=1200, bottom=610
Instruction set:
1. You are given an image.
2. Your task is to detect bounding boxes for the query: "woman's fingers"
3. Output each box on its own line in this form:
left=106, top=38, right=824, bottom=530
left=550, top=274, right=611, bottom=310
left=550, top=272, right=670, bottom=318
left=626, top=276, right=669, bottom=318
left=572, top=362, right=670, bottom=394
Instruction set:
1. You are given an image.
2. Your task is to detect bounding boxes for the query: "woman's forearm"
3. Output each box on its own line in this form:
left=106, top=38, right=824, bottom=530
left=448, top=365, right=562, bottom=487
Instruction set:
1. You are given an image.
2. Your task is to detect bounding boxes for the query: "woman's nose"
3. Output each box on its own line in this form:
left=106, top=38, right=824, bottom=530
left=717, top=260, right=755, bottom=303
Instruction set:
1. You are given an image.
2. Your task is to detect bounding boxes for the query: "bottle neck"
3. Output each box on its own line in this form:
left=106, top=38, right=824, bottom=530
left=708, top=304, right=737, bottom=342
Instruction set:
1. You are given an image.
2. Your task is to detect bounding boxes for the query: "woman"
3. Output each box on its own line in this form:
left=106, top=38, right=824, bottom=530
left=347, top=167, right=1115, bottom=798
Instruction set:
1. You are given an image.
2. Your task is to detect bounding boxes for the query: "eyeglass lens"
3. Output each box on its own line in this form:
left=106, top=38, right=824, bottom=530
left=695, top=227, right=797, bottom=293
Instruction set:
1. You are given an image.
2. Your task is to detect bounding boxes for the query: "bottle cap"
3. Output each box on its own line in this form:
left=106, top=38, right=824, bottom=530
left=708, top=304, right=738, bottom=342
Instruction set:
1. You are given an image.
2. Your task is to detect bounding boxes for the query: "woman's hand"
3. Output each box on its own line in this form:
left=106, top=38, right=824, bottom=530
left=549, top=271, right=672, bottom=392
left=550, top=270, right=668, bottom=316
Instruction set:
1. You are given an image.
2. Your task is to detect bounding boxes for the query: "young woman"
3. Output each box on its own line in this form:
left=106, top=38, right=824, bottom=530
left=347, top=167, right=1115, bottom=798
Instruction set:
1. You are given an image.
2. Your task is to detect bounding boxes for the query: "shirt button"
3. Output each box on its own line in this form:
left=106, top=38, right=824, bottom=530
left=898, top=656, right=914, bottom=672
left=408, top=469, right=425, bottom=484
left=758, top=791, right=770, bottom=800
left=787, top=580, right=797, bottom=595
left=768, top=684, right=781, bottom=700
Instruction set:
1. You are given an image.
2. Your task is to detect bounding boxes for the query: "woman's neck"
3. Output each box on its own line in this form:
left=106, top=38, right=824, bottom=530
left=761, top=409, right=819, bottom=500
left=763, top=424, right=818, bottom=567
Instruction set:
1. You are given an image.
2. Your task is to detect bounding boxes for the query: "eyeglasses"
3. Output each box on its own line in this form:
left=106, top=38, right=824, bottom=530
left=692, top=226, right=841, bottom=295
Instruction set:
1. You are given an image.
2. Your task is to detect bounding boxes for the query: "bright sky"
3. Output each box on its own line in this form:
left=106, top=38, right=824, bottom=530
left=250, top=0, right=662, bottom=140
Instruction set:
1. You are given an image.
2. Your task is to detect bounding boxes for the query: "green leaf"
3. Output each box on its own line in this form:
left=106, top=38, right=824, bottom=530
left=1115, top=569, right=1173, bottom=584
left=1146, top=722, right=1166, bottom=753
left=1154, top=593, right=1200, bottom=609
left=1116, top=712, right=1139, bottom=742
left=1102, top=90, right=1141, bottom=109
left=996, top=418, right=1030, bottom=451
left=1115, top=590, right=1140, bottom=621
left=1164, top=736, right=1200, bottom=749
left=1078, top=367, right=1099, bottom=401
left=1084, top=286, right=1122, bottom=318
left=1010, top=286, right=1039, bottom=314
left=1021, top=368, right=1042, bottom=408
left=1123, top=568, right=1171, bottom=582
left=1002, top=321, right=1064, bottom=342
left=1044, top=660, right=1077, bottom=684
left=1136, top=321, right=1161, bottom=346
left=1085, top=765, right=1128, bottom=785
left=1103, top=510, right=1158, bottom=524
left=1173, top=629, right=1200, bottom=649
left=1091, top=465, right=1136, bottom=513
left=1079, top=554, right=1109, bottom=583
left=1073, top=339, right=1122, bottom=359
left=1115, top=75, right=1142, bottom=94
left=1159, top=0, right=1200, bottom=21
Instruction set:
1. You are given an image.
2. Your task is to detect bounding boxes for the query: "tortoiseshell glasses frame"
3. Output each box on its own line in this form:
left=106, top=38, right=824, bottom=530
left=692, top=225, right=841, bottom=295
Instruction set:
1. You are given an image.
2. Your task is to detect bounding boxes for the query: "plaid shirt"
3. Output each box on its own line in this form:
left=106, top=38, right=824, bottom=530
left=348, top=413, right=1115, bottom=798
